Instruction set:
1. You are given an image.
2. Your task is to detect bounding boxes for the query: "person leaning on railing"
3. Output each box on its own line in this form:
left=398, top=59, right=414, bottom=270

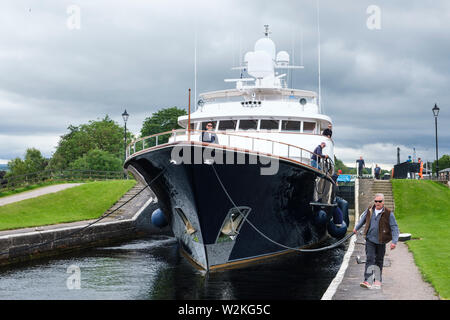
left=311, top=142, right=328, bottom=170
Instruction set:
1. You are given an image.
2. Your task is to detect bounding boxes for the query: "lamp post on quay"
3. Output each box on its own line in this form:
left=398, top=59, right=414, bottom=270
left=122, top=109, right=129, bottom=163
left=432, top=104, right=439, bottom=179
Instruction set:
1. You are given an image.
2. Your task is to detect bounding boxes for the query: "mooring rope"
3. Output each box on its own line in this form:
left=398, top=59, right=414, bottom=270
left=0, top=167, right=167, bottom=257
left=211, top=163, right=354, bottom=253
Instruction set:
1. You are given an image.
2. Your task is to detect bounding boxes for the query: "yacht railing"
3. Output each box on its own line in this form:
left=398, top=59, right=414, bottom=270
left=126, top=129, right=333, bottom=176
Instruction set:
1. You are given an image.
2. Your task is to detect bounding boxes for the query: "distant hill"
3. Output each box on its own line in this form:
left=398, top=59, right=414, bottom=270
left=0, top=164, right=9, bottom=171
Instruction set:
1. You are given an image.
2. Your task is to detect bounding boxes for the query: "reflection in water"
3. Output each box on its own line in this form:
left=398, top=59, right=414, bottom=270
left=0, top=235, right=347, bottom=300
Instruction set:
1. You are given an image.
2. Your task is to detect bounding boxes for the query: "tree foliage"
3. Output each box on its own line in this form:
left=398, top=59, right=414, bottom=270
left=69, top=149, right=123, bottom=172
left=48, top=115, right=131, bottom=170
left=432, top=154, right=450, bottom=173
left=7, top=148, right=48, bottom=177
left=140, top=107, right=187, bottom=138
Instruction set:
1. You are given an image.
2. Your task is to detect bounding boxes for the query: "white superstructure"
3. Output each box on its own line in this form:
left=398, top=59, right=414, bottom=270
left=173, top=26, right=333, bottom=162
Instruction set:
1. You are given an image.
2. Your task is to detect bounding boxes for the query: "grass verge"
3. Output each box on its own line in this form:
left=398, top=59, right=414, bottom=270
left=0, top=180, right=136, bottom=231
left=392, top=179, right=450, bottom=299
left=0, top=180, right=85, bottom=198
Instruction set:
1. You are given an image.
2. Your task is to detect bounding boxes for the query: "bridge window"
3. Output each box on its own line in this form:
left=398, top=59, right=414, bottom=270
left=281, top=120, right=301, bottom=132
left=260, top=119, right=279, bottom=130
left=238, top=119, right=258, bottom=130
left=303, top=122, right=316, bottom=133
left=218, top=120, right=237, bottom=131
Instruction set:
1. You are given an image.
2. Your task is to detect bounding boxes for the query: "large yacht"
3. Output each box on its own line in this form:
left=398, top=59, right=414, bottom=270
left=124, top=26, right=341, bottom=271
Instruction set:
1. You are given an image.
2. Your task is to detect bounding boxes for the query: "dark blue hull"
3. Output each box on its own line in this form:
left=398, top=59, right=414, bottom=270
left=125, top=143, right=336, bottom=270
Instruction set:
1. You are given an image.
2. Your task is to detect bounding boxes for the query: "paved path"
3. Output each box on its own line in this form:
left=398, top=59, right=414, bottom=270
left=0, top=183, right=83, bottom=207
left=331, top=179, right=439, bottom=300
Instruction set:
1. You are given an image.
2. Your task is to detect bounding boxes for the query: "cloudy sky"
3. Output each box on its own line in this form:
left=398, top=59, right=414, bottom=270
left=1, top=0, right=449, bottom=169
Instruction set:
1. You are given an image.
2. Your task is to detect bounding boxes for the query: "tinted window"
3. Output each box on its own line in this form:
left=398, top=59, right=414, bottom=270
left=260, top=120, right=279, bottom=130
left=218, top=120, right=237, bottom=130
left=303, top=122, right=316, bottom=133
left=281, top=120, right=301, bottom=132
left=239, top=120, right=258, bottom=130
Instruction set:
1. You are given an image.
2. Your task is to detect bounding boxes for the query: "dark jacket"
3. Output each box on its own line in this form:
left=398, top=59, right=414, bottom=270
left=311, top=145, right=323, bottom=161
left=322, top=128, right=332, bottom=138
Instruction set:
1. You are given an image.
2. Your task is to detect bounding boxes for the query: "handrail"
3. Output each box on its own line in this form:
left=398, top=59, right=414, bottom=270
left=126, top=129, right=334, bottom=176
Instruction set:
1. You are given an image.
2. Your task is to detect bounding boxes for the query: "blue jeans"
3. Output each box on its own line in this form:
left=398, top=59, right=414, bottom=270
left=311, top=159, right=321, bottom=170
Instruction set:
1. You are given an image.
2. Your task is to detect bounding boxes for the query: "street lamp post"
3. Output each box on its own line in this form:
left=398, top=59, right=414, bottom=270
left=122, top=109, right=129, bottom=163
left=432, top=104, right=439, bottom=179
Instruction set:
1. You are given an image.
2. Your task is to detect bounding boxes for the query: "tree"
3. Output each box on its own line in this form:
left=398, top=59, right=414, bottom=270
left=140, top=107, right=187, bottom=140
left=7, top=148, right=47, bottom=177
left=69, top=149, right=123, bottom=172
left=48, top=116, right=131, bottom=170
left=334, top=156, right=356, bottom=174
left=432, top=154, right=450, bottom=174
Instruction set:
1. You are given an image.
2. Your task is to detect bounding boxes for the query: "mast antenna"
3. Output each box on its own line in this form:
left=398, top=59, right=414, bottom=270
left=264, top=24, right=271, bottom=37
left=316, top=0, right=323, bottom=113
left=194, top=27, right=197, bottom=111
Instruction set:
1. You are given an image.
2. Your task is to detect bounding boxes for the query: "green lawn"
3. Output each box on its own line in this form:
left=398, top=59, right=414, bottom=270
left=392, top=180, right=450, bottom=299
left=0, top=180, right=136, bottom=231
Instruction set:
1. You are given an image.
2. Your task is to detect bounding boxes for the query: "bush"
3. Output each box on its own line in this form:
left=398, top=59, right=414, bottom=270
left=70, top=149, right=123, bottom=172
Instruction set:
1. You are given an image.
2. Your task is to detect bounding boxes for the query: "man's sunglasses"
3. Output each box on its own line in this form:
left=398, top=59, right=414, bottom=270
left=374, top=200, right=383, bottom=203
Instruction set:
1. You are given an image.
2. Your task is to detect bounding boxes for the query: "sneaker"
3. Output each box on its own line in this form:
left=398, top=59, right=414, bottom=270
left=372, top=281, right=382, bottom=289
left=360, top=281, right=371, bottom=289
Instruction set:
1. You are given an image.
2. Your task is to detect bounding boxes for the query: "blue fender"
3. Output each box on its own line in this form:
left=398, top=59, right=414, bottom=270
left=327, top=219, right=347, bottom=239
left=336, top=197, right=349, bottom=227
left=314, top=209, right=328, bottom=226
left=151, top=208, right=168, bottom=229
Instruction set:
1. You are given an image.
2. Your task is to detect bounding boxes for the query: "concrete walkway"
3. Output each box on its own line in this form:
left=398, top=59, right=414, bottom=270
left=331, top=179, right=439, bottom=300
left=0, top=183, right=83, bottom=207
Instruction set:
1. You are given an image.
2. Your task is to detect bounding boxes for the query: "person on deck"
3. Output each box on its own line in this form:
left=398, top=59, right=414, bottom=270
left=322, top=124, right=333, bottom=139
left=311, top=142, right=328, bottom=169
left=200, top=122, right=218, bottom=144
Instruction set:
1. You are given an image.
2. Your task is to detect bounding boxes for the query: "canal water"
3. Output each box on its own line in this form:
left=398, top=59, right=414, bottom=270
left=0, top=235, right=348, bottom=300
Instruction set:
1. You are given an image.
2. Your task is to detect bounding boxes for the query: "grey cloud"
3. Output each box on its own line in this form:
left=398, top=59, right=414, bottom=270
left=0, top=0, right=448, bottom=165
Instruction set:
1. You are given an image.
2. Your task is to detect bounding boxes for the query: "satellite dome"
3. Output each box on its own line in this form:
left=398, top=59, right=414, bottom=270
left=254, top=37, right=276, bottom=60
left=276, top=51, right=290, bottom=65
left=244, top=51, right=252, bottom=65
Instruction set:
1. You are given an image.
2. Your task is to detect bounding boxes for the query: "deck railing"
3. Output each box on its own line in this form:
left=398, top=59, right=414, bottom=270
left=126, top=129, right=334, bottom=175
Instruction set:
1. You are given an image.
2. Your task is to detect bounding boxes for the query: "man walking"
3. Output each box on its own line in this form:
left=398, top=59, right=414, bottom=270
left=374, top=164, right=381, bottom=180
left=353, top=193, right=399, bottom=289
left=356, top=156, right=365, bottom=177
